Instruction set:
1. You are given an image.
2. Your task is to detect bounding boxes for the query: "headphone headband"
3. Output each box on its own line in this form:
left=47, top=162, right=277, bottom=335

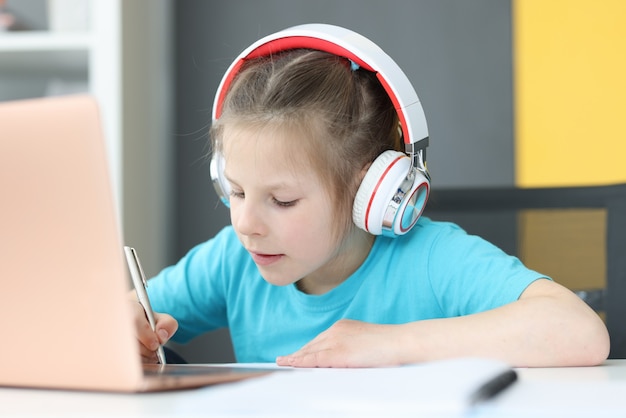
left=210, top=24, right=431, bottom=236
left=212, top=24, right=429, bottom=148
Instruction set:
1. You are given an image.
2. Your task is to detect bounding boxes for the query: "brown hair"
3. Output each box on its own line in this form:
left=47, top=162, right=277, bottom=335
left=210, top=49, right=401, bottom=241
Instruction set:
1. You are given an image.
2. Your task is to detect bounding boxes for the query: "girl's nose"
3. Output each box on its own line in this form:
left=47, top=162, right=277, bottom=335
left=232, top=200, right=266, bottom=237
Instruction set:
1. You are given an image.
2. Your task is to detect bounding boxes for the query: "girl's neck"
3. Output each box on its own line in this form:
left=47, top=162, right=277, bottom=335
left=296, top=231, right=375, bottom=295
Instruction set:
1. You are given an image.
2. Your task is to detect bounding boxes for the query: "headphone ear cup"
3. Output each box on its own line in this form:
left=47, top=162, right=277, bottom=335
left=353, top=150, right=429, bottom=236
left=210, top=151, right=231, bottom=207
left=353, top=150, right=409, bottom=234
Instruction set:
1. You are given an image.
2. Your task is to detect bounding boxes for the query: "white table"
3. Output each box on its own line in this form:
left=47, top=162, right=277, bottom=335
left=476, top=359, right=626, bottom=418
left=1, top=360, right=625, bottom=417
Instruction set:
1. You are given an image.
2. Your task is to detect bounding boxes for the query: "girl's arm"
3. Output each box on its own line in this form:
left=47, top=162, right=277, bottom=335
left=276, top=279, right=610, bottom=368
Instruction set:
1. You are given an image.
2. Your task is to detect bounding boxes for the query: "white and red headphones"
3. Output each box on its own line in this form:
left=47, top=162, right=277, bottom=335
left=211, top=23, right=430, bottom=237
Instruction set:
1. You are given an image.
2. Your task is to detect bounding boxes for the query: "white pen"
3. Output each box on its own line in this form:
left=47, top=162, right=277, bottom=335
left=123, top=246, right=167, bottom=365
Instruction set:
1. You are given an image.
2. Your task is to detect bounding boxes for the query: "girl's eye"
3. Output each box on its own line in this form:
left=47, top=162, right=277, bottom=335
left=273, top=198, right=297, bottom=208
left=229, top=191, right=296, bottom=207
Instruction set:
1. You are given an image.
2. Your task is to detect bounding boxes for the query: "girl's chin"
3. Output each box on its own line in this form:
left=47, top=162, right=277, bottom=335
left=262, top=277, right=299, bottom=287
left=257, top=269, right=301, bottom=287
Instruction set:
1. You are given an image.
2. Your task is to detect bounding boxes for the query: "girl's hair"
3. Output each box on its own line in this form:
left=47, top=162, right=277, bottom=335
left=210, top=49, right=402, bottom=241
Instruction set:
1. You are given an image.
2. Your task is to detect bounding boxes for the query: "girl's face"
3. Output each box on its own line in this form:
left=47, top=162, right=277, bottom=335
left=221, top=126, right=372, bottom=294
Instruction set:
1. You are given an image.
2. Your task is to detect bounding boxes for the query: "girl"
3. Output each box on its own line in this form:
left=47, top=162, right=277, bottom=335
left=134, top=24, right=609, bottom=368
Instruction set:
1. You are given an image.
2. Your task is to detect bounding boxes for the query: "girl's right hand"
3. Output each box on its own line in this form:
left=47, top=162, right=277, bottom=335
left=130, top=300, right=178, bottom=363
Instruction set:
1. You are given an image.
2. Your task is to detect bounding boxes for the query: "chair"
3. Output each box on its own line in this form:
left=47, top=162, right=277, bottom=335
left=423, top=183, right=626, bottom=359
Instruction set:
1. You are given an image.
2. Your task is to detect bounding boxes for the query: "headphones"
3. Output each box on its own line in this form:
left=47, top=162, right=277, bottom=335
left=211, top=23, right=430, bottom=237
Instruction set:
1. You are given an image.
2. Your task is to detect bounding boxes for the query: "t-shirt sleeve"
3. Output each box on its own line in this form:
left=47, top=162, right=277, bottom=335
left=146, top=227, right=236, bottom=343
left=424, top=222, right=549, bottom=317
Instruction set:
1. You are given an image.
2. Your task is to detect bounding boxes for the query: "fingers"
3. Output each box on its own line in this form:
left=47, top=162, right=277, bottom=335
left=131, top=301, right=178, bottom=363
left=277, top=349, right=333, bottom=368
left=277, top=320, right=400, bottom=368
left=154, top=311, right=178, bottom=343
left=277, top=336, right=350, bottom=368
left=276, top=328, right=340, bottom=368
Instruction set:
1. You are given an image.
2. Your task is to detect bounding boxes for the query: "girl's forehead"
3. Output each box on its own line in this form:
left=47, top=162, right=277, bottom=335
left=222, top=123, right=320, bottom=177
left=223, top=123, right=313, bottom=163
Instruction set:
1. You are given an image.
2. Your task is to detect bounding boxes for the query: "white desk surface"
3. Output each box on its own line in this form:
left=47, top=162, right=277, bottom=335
left=1, top=359, right=625, bottom=418
left=477, top=359, right=626, bottom=418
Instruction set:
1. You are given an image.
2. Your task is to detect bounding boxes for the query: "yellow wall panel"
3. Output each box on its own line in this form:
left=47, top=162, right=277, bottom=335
left=514, top=0, right=626, bottom=187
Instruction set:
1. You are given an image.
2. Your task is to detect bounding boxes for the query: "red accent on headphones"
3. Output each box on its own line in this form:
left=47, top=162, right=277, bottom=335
left=364, top=154, right=405, bottom=233
left=213, top=36, right=411, bottom=145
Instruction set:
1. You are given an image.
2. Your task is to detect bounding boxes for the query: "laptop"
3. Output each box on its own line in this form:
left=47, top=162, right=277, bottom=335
left=0, top=95, right=273, bottom=392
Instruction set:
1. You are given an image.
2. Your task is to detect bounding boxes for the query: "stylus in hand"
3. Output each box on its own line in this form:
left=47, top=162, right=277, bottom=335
left=124, top=246, right=167, bottom=365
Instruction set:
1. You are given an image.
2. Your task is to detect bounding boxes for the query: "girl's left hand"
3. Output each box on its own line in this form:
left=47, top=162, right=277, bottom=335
left=276, top=319, right=403, bottom=368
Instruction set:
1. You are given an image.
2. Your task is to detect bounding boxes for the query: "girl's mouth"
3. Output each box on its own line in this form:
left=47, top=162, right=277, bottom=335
left=249, top=252, right=284, bottom=266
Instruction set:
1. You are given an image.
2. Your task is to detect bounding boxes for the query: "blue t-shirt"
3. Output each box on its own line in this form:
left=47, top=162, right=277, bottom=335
left=147, top=217, right=546, bottom=362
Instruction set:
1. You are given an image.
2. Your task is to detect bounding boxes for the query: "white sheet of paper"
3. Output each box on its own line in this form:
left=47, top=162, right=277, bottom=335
left=176, top=358, right=515, bottom=417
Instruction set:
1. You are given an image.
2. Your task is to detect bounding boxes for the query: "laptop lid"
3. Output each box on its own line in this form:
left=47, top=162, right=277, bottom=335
left=0, top=95, right=271, bottom=392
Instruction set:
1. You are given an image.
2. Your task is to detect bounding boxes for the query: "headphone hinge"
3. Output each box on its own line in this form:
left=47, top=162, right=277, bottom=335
left=406, top=138, right=430, bottom=181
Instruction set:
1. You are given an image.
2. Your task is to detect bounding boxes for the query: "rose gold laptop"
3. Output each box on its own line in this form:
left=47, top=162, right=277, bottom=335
left=0, top=95, right=272, bottom=392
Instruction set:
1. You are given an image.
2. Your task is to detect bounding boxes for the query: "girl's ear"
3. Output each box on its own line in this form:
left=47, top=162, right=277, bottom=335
left=353, top=162, right=372, bottom=194
left=359, top=162, right=372, bottom=182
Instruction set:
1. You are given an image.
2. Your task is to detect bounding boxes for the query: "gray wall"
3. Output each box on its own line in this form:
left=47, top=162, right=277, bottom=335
left=171, top=0, right=514, bottom=362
